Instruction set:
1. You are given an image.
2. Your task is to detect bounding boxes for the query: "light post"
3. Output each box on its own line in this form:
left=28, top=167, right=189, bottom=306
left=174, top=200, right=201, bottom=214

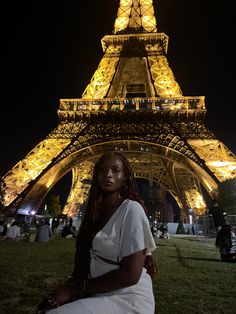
left=188, top=208, right=193, bottom=225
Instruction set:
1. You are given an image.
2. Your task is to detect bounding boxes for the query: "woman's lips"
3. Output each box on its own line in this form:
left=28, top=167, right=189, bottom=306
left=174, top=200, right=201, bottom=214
left=101, top=180, right=113, bottom=185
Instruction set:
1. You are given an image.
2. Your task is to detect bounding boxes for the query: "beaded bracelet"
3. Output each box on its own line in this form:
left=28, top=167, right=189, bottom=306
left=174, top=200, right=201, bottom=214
left=47, top=295, right=59, bottom=308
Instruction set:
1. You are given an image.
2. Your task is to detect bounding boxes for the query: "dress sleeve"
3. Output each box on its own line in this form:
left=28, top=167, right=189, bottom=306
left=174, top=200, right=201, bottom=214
left=119, top=201, right=156, bottom=259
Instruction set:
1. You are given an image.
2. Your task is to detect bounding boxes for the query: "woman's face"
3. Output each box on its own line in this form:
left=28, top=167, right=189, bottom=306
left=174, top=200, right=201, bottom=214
left=97, top=155, right=126, bottom=193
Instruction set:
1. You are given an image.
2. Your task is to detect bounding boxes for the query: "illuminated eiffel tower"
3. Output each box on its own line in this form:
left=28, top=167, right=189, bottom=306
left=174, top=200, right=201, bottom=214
left=2, top=0, right=236, bottom=221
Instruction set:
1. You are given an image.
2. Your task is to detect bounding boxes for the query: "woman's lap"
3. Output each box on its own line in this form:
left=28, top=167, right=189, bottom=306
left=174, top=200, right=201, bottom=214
left=46, top=294, right=154, bottom=314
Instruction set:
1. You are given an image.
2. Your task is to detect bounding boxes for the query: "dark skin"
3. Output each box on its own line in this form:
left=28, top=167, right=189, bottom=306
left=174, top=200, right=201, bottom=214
left=49, top=155, right=146, bottom=305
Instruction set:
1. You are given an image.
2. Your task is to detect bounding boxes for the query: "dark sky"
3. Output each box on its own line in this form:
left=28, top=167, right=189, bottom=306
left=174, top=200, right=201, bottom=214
left=1, top=0, right=235, bottom=182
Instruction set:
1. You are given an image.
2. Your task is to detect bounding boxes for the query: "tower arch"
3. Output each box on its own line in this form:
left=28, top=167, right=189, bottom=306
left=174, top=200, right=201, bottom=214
left=5, top=137, right=218, bottom=218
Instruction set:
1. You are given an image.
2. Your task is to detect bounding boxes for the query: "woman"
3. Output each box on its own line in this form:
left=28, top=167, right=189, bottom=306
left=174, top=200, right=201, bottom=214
left=35, top=219, right=53, bottom=243
left=37, top=152, right=156, bottom=313
left=5, top=220, right=22, bottom=241
left=215, top=224, right=236, bottom=263
left=61, top=219, right=76, bottom=238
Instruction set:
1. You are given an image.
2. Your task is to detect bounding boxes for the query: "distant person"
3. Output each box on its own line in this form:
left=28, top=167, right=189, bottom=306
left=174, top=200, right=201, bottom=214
left=0, top=220, right=5, bottom=235
left=0, top=220, right=7, bottom=238
left=35, top=219, right=53, bottom=243
left=160, top=222, right=167, bottom=233
left=150, top=224, right=157, bottom=237
left=215, top=224, right=236, bottom=263
left=209, top=200, right=226, bottom=227
left=6, top=221, right=22, bottom=241
left=52, top=218, right=60, bottom=234
left=159, top=222, right=170, bottom=239
left=61, top=220, right=76, bottom=238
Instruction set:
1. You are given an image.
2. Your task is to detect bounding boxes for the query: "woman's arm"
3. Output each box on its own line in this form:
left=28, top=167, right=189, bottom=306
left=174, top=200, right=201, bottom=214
left=48, top=248, right=146, bottom=306
left=86, top=248, right=146, bottom=295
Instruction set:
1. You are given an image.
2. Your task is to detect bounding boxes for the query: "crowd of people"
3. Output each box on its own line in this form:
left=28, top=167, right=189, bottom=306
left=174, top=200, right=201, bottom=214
left=0, top=217, right=79, bottom=243
left=0, top=220, right=27, bottom=241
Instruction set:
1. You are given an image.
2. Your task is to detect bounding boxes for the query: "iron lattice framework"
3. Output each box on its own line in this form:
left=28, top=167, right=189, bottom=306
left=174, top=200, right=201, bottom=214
left=2, top=0, right=236, bottom=220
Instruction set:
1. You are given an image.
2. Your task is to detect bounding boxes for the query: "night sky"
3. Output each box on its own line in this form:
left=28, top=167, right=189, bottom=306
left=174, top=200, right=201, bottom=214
left=1, top=1, right=235, bottom=198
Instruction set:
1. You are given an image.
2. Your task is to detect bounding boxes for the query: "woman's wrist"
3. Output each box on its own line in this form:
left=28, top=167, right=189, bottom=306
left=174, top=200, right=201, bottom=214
left=77, top=279, right=90, bottom=298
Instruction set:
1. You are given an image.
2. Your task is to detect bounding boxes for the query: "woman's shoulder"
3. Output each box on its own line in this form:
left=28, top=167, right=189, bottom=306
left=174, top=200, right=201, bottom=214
left=125, top=200, right=145, bottom=216
left=126, top=199, right=142, bottom=206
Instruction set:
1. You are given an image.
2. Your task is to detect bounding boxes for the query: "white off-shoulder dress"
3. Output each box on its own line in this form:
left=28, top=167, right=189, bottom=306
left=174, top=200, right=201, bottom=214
left=48, top=199, right=157, bottom=314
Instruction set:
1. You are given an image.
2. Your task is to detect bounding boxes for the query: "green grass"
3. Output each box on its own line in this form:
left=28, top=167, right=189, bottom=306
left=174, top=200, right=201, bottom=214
left=0, top=235, right=236, bottom=314
left=153, top=236, right=236, bottom=314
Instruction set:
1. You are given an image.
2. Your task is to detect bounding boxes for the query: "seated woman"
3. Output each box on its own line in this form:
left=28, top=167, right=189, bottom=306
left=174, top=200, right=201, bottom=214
left=6, top=221, right=24, bottom=241
left=0, top=220, right=7, bottom=237
left=35, top=219, right=53, bottom=243
left=215, top=224, right=236, bottom=263
left=61, top=220, right=76, bottom=238
left=36, top=152, right=157, bottom=314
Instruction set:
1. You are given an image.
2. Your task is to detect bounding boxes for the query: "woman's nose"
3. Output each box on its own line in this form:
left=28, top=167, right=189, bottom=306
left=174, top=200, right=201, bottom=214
left=104, top=169, right=112, bottom=177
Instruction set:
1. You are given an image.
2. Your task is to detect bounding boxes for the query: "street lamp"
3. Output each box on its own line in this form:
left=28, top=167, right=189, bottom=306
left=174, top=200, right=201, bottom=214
left=188, top=208, right=193, bottom=225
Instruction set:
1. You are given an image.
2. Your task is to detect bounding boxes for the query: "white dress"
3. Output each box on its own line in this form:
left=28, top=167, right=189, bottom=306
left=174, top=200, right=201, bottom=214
left=47, top=199, right=157, bottom=314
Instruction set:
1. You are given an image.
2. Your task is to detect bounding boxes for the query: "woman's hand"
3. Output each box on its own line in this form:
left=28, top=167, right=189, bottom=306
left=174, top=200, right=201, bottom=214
left=36, top=281, right=82, bottom=313
left=49, top=281, right=78, bottom=305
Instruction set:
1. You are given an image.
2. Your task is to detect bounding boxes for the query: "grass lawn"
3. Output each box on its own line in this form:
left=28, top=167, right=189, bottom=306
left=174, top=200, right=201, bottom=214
left=0, top=235, right=235, bottom=314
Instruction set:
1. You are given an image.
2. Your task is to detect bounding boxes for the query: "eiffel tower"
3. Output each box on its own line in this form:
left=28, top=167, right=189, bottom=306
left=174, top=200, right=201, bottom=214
left=2, top=0, right=236, bottom=221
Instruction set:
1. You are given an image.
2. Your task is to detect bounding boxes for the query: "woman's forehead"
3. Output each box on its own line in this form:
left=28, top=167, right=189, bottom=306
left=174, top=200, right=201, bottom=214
left=100, top=154, right=124, bottom=166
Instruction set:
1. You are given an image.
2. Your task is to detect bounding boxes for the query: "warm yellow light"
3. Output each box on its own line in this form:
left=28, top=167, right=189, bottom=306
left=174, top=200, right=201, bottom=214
left=185, top=190, right=206, bottom=215
left=114, top=0, right=157, bottom=33
left=208, top=161, right=236, bottom=167
left=120, top=0, right=132, bottom=4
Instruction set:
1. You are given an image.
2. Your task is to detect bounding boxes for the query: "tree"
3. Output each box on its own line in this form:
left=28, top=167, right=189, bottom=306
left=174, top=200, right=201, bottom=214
left=45, top=194, right=62, bottom=217
left=217, top=178, right=236, bottom=215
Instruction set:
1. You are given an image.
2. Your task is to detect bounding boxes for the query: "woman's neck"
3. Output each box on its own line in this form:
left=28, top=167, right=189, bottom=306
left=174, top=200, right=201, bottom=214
left=100, top=192, right=124, bottom=214
left=91, top=193, right=125, bottom=236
